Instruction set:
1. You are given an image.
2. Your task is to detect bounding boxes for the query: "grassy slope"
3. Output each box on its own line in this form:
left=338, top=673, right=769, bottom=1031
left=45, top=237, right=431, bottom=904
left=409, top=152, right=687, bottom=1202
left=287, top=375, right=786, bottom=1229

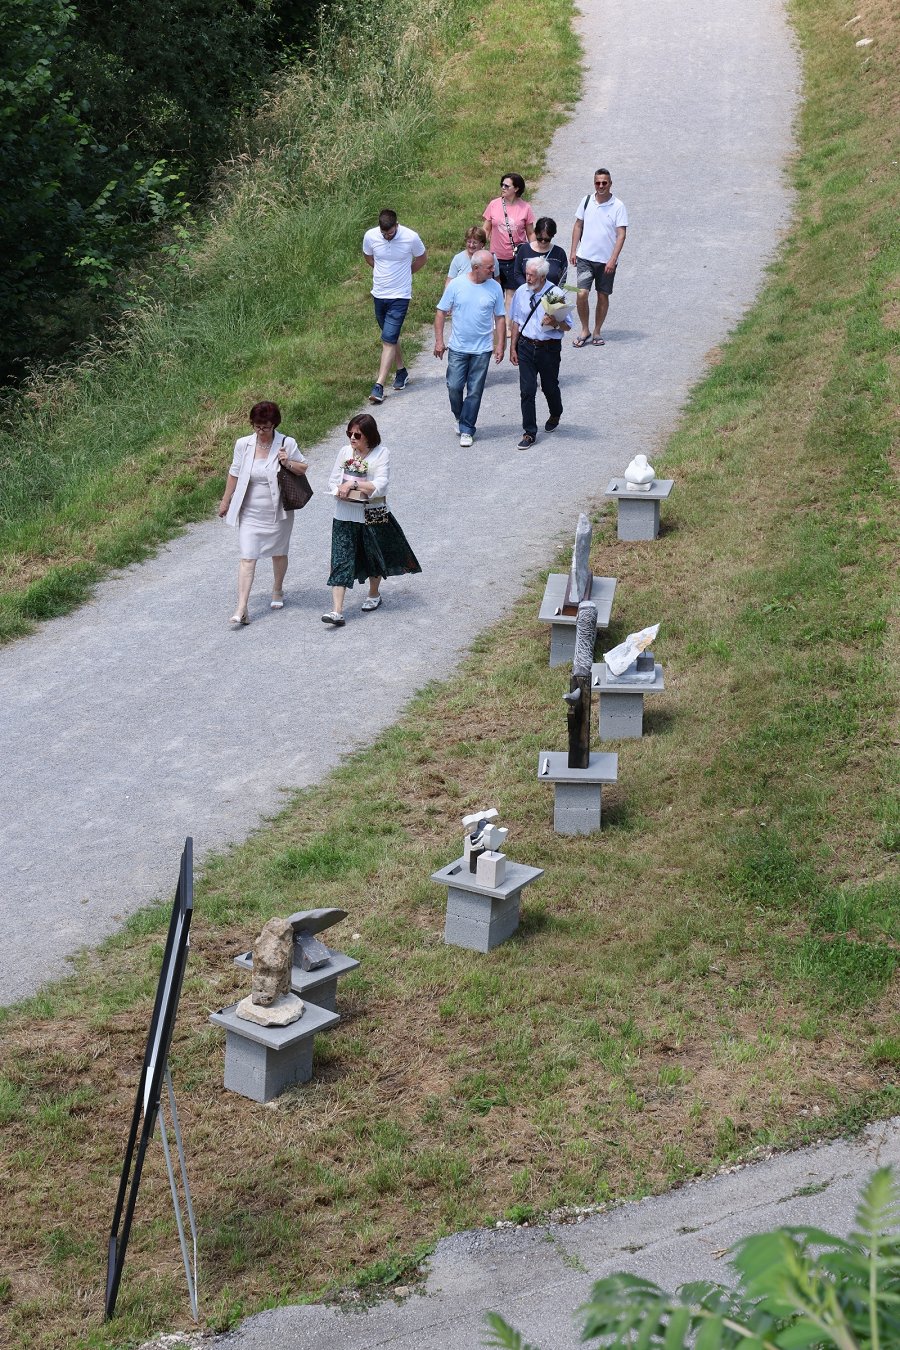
left=0, top=0, right=897, bottom=1347
left=0, top=0, right=577, bottom=643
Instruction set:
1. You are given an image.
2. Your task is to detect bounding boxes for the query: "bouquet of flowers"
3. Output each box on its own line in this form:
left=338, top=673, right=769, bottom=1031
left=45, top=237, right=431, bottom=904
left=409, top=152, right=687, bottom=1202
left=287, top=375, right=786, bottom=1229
left=343, top=456, right=369, bottom=478
left=541, top=285, right=573, bottom=324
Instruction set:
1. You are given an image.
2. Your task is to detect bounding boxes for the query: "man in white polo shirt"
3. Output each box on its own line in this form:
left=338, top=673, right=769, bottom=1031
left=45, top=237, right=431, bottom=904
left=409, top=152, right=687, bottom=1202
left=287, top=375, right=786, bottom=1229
left=569, top=169, right=627, bottom=348
left=362, top=208, right=427, bottom=404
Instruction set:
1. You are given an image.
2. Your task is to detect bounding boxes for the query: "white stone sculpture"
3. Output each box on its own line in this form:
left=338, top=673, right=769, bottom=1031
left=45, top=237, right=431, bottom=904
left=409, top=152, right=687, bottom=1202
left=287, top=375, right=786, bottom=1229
left=624, top=454, right=655, bottom=491
left=462, top=808, right=509, bottom=888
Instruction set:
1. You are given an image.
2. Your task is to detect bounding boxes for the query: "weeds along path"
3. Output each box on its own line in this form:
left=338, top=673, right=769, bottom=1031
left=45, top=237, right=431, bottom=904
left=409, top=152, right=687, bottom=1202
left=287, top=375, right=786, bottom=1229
left=0, top=0, right=798, bottom=1004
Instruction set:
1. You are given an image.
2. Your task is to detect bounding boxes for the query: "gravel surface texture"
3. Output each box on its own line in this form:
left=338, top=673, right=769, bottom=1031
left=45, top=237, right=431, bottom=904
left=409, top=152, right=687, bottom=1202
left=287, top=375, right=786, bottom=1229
left=0, top=0, right=798, bottom=1004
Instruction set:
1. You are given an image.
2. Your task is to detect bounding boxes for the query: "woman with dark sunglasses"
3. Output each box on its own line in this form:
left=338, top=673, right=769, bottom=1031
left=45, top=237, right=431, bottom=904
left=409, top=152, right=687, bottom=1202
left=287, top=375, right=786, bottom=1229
left=321, top=414, right=421, bottom=627
left=511, top=217, right=569, bottom=290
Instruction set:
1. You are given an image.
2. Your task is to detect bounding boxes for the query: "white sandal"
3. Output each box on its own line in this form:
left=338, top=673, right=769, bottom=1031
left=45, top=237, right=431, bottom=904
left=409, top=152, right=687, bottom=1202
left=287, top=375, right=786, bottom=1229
left=361, top=594, right=383, bottom=611
left=270, top=593, right=284, bottom=610
left=229, top=613, right=249, bottom=627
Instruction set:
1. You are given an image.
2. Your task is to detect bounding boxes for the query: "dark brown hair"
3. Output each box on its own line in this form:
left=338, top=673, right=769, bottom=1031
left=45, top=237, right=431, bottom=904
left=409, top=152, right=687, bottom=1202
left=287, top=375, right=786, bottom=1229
left=249, top=400, right=281, bottom=427
left=500, top=172, right=526, bottom=197
left=346, top=413, right=381, bottom=448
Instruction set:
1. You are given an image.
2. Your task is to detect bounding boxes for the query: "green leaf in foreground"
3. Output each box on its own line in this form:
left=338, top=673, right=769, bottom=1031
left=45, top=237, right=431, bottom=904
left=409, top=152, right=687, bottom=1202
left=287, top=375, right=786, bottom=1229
left=485, top=1168, right=900, bottom=1350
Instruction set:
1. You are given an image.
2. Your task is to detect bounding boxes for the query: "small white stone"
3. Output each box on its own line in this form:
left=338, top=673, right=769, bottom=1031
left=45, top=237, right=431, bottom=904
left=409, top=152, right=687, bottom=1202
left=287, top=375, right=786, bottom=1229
left=856, top=37, right=873, bottom=45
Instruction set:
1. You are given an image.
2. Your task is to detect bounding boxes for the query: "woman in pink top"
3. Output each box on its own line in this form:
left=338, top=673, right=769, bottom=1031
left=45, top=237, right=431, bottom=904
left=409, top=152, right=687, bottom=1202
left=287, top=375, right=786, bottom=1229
left=483, top=172, right=535, bottom=306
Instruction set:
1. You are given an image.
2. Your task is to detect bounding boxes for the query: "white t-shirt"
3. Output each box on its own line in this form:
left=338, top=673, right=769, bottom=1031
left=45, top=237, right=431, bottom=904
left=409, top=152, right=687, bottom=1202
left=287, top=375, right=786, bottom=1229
left=575, top=194, right=628, bottom=263
left=362, top=225, right=426, bottom=299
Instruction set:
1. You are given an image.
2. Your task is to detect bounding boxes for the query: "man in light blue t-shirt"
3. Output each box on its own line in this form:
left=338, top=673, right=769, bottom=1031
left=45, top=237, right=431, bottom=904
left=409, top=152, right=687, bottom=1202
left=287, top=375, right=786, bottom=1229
left=434, top=252, right=506, bottom=447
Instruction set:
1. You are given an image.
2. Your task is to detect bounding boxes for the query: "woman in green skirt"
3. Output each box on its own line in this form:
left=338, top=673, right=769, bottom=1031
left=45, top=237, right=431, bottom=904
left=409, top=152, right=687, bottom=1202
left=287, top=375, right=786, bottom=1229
left=322, top=413, right=421, bottom=627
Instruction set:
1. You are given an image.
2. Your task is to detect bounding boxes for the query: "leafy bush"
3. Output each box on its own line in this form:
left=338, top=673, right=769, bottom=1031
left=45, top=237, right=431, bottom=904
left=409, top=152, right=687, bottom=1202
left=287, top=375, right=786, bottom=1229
left=485, top=1166, right=900, bottom=1348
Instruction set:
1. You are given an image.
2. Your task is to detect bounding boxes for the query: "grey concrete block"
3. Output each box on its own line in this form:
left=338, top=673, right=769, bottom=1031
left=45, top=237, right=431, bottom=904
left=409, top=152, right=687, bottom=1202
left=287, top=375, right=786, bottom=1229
left=223, top=1028, right=315, bottom=1102
left=553, top=781, right=603, bottom=812
left=549, top=623, right=576, bottom=667
left=553, top=801, right=603, bottom=835
left=598, top=691, right=645, bottom=739
left=444, top=893, right=521, bottom=952
left=617, top=496, right=661, bottom=541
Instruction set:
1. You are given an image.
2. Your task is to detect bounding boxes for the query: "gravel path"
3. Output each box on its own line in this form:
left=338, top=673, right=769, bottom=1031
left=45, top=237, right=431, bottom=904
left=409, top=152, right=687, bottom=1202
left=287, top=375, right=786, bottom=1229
left=0, top=0, right=798, bottom=1004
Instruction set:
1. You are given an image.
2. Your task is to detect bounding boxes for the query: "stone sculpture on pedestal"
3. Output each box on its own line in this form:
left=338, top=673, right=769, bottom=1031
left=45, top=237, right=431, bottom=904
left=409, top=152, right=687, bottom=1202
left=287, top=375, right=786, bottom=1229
left=236, top=917, right=305, bottom=1027
left=563, top=601, right=598, bottom=768
left=462, top=808, right=509, bottom=888
left=623, top=454, right=655, bottom=491
left=562, top=512, right=594, bottom=613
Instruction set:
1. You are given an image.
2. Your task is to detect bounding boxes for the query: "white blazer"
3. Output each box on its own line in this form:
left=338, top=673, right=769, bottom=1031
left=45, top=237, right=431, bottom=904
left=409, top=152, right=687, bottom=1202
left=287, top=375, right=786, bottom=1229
left=225, top=432, right=308, bottom=528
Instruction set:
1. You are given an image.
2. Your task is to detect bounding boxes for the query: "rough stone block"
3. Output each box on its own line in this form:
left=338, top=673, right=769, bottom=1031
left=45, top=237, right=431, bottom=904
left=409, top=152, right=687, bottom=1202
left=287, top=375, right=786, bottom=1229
left=617, top=497, right=661, bottom=541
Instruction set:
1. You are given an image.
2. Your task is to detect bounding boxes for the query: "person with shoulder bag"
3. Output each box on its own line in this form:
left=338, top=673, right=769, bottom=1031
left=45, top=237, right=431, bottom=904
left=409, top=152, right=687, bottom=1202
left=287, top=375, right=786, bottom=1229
left=218, top=400, right=309, bottom=626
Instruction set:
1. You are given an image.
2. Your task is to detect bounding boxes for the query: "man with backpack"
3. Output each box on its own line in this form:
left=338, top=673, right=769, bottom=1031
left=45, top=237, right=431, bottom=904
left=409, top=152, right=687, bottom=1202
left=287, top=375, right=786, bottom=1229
left=569, top=169, right=627, bottom=347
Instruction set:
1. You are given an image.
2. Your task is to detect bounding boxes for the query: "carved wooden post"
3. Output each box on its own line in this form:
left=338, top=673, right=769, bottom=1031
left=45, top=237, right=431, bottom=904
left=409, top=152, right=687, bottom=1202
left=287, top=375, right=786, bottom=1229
left=565, top=601, right=597, bottom=768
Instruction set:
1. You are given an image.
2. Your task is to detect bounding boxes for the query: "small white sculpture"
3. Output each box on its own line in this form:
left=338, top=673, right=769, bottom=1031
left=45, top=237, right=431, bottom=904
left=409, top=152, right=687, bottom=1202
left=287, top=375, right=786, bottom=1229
left=604, top=624, right=660, bottom=678
left=624, top=454, right=655, bottom=491
left=462, top=808, right=508, bottom=887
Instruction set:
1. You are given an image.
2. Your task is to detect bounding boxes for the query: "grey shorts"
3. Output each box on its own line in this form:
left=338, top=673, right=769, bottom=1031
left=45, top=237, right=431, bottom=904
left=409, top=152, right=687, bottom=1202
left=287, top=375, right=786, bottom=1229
left=576, top=257, right=616, bottom=294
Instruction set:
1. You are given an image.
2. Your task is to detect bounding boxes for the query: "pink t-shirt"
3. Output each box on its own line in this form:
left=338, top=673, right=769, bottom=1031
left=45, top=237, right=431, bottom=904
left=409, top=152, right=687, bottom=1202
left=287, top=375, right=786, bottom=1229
left=482, top=197, right=535, bottom=260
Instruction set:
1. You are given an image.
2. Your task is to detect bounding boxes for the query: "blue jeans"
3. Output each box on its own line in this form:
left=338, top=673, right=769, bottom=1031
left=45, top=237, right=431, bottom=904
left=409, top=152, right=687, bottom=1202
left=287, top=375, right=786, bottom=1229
left=373, top=296, right=410, bottom=345
left=446, top=349, right=492, bottom=436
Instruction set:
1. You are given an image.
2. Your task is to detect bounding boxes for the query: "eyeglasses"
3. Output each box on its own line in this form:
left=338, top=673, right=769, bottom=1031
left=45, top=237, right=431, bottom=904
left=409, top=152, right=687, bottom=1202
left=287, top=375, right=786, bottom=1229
left=594, top=181, right=610, bottom=187
left=349, top=430, right=366, bottom=439
left=501, top=182, right=514, bottom=189
left=535, top=235, right=552, bottom=242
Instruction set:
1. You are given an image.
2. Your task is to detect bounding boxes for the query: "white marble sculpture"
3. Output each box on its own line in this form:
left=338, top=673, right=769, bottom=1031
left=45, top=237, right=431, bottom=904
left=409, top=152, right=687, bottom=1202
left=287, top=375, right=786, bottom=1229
left=624, top=454, right=655, bottom=491
left=462, top=808, right=509, bottom=888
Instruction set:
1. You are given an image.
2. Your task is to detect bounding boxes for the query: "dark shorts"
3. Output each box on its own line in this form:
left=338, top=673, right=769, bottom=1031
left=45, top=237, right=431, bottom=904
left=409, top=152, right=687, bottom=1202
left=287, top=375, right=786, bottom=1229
left=373, top=296, right=410, bottom=345
left=576, top=257, right=616, bottom=295
left=497, top=257, right=518, bottom=292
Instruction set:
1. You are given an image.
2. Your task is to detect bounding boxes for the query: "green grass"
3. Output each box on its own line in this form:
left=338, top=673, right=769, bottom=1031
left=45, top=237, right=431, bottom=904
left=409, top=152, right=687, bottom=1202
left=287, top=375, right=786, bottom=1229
left=0, top=0, right=898, bottom=1346
left=0, top=0, right=578, bottom=644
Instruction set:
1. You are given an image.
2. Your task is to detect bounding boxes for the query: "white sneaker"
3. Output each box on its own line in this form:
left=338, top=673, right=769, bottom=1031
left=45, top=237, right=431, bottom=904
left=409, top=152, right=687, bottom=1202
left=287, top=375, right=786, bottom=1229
left=459, top=433, right=474, bottom=448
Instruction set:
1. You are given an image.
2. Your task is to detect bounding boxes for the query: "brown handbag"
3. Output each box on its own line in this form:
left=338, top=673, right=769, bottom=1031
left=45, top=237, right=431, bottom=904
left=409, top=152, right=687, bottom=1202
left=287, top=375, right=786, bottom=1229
left=277, top=440, right=313, bottom=511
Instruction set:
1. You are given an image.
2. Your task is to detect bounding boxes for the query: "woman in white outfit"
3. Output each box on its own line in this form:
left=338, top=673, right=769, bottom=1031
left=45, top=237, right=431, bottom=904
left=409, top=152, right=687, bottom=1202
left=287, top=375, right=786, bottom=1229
left=218, top=400, right=309, bottom=626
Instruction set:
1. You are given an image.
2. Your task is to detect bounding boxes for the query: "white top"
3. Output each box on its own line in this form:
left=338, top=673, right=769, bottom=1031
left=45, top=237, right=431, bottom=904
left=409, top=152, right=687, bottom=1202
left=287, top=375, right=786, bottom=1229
left=328, top=443, right=390, bottom=497
left=575, top=194, right=628, bottom=263
left=362, top=225, right=426, bottom=299
left=225, top=433, right=307, bottom=528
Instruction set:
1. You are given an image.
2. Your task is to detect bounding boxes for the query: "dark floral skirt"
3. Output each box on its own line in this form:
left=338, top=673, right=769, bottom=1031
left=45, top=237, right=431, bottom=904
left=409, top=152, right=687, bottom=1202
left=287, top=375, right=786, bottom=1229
left=327, top=515, right=422, bottom=588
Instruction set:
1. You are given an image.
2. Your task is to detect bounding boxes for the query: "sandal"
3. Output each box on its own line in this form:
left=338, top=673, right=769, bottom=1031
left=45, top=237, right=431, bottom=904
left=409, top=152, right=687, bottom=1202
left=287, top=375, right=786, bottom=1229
left=572, top=335, right=591, bottom=348
left=592, top=336, right=606, bottom=346
left=361, top=594, right=383, bottom=611
left=321, top=611, right=346, bottom=627
left=270, top=592, right=284, bottom=609
left=229, top=613, right=249, bottom=628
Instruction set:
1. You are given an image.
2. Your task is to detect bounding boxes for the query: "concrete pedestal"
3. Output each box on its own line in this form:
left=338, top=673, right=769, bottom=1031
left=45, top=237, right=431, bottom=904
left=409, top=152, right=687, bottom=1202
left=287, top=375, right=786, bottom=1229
left=538, top=573, right=617, bottom=667
left=431, top=857, right=544, bottom=952
left=591, top=662, right=665, bottom=740
left=605, top=479, right=674, bottom=541
left=537, top=750, right=619, bottom=834
left=209, top=999, right=340, bottom=1102
left=234, top=949, right=360, bottom=1013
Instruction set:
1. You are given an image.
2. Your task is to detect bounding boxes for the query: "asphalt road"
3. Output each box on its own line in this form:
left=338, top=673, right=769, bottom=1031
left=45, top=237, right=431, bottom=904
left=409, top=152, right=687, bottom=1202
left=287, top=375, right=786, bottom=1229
left=0, top=0, right=798, bottom=1007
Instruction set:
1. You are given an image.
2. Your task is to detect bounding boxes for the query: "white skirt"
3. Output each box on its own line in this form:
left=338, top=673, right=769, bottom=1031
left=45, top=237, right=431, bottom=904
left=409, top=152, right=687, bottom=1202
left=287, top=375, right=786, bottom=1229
left=238, top=469, right=294, bottom=559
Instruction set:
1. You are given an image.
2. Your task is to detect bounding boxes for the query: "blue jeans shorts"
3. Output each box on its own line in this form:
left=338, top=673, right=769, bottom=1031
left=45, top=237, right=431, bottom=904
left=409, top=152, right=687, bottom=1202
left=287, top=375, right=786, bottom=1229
left=373, top=296, right=410, bottom=345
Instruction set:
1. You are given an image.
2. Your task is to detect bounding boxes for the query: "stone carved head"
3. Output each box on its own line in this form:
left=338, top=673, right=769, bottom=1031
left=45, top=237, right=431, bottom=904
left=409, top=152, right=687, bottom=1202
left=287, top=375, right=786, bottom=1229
left=250, top=917, right=293, bottom=1006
